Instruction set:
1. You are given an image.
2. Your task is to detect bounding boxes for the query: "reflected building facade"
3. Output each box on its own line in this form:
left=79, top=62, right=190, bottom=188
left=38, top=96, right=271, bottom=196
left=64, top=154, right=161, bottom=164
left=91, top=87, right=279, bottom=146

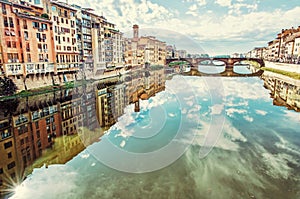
left=0, top=67, right=166, bottom=196
left=262, top=72, right=300, bottom=112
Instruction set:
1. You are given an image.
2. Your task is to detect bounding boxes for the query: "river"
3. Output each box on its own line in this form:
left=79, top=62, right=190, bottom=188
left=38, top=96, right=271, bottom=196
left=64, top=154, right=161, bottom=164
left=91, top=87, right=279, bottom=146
left=1, top=65, right=299, bottom=199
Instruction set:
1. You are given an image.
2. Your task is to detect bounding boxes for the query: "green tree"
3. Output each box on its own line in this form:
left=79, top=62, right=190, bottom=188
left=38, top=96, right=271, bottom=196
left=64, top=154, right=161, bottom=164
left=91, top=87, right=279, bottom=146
left=0, top=77, right=17, bottom=96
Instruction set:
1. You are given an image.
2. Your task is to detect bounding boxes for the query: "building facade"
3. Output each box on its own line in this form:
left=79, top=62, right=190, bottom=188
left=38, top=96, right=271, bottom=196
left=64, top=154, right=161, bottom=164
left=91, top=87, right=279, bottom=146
left=125, top=25, right=166, bottom=68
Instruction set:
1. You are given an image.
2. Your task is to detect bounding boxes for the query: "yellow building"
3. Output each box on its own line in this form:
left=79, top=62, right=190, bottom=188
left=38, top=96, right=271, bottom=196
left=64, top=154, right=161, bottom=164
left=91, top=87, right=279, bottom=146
left=49, top=1, right=79, bottom=80
left=125, top=25, right=166, bottom=67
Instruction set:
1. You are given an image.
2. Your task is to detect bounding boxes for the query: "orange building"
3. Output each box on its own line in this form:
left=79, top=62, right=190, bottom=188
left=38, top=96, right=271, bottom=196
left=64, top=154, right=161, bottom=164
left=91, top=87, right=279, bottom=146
left=0, top=1, right=56, bottom=90
left=0, top=116, right=19, bottom=195
left=0, top=0, right=24, bottom=89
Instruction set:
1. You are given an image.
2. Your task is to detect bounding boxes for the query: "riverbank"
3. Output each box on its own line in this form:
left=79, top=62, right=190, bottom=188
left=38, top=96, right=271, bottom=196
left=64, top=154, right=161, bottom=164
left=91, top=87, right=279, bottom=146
left=261, top=67, right=300, bottom=80
left=264, top=61, right=300, bottom=74
left=0, top=71, right=123, bottom=101
left=0, top=81, right=86, bottom=101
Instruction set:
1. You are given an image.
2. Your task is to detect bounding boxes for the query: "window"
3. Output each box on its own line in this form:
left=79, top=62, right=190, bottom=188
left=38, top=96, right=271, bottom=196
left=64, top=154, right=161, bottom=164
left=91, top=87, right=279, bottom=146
left=32, top=21, right=39, bottom=28
left=9, top=17, right=14, bottom=28
left=0, top=168, right=3, bottom=174
left=26, top=43, right=30, bottom=52
left=1, top=129, right=11, bottom=139
left=7, top=161, right=16, bottom=170
left=7, top=41, right=11, bottom=48
left=3, top=17, right=8, bottom=27
left=27, top=54, right=31, bottom=62
left=41, top=23, right=47, bottom=30
left=24, top=31, right=29, bottom=40
left=36, top=33, right=41, bottom=39
left=2, top=4, right=7, bottom=15
left=52, top=6, right=56, bottom=12
left=23, top=19, right=27, bottom=29
left=4, top=141, right=12, bottom=149
left=8, top=152, right=12, bottom=159
left=12, top=41, right=16, bottom=48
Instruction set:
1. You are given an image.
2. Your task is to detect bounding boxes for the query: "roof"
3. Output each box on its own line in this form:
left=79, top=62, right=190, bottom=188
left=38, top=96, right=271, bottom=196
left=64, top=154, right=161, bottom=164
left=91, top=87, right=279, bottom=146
left=50, top=0, right=77, bottom=11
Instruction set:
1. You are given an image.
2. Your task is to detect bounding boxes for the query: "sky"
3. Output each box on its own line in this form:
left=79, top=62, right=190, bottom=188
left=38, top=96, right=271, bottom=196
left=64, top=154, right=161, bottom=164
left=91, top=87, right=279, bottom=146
left=70, top=0, right=300, bottom=55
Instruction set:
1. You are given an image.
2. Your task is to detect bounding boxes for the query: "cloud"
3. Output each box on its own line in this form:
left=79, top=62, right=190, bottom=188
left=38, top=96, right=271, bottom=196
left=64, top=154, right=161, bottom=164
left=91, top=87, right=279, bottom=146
left=186, top=4, right=198, bottom=16
left=226, top=108, right=247, bottom=117
left=255, top=110, right=267, bottom=116
left=196, top=0, right=207, bottom=6
left=210, top=104, right=224, bottom=115
left=71, top=0, right=300, bottom=54
left=11, top=165, right=79, bottom=199
left=243, top=115, right=254, bottom=122
left=215, top=0, right=232, bottom=7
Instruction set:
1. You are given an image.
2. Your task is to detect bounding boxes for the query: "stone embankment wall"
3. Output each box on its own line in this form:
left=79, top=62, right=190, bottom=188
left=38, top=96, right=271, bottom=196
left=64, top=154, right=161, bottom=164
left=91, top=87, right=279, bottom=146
left=9, top=68, right=126, bottom=92
left=265, top=61, right=300, bottom=73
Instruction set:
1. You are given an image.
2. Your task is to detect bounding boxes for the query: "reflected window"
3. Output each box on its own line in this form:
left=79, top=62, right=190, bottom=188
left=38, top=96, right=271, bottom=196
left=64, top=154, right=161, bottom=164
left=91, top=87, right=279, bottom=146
left=4, top=141, right=12, bottom=149
left=7, top=152, right=12, bottom=159
left=7, top=161, right=15, bottom=170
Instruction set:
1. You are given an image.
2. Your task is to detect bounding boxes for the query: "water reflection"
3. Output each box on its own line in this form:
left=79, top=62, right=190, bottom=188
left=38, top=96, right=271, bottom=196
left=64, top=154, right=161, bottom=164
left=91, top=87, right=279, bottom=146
left=0, top=66, right=299, bottom=198
left=197, top=63, right=262, bottom=76
left=198, top=65, right=225, bottom=74
left=262, top=71, right=300, bottom=112
left=0, top=67, right=166, bottom=197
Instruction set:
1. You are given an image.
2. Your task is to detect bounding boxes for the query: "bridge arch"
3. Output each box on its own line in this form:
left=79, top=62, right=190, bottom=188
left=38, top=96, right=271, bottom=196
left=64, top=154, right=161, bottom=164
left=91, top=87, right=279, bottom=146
left=166, top=58, right=265, bottom=70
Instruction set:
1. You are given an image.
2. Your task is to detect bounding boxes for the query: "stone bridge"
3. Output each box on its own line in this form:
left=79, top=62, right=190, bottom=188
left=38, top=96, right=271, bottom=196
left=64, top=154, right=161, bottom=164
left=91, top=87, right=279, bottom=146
left=183, top=68, right=264, bottom=77
left=166, top=57, right=265, bottom=68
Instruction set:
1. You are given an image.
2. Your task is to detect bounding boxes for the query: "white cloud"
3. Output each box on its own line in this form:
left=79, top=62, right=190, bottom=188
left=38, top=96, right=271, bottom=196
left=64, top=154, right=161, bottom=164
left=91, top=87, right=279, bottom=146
left=215, top=0, right=232, bottom=7
left=71, top=1, right=300, bottom=54
left=196, top=0, right=207, bottom=6
left=255, top=110, right=267, bottom=116
left=243, top=115, right=254, bottom=122
left=226, top=108, right=247, bottom=117
left=210, top=104, right=224, bottom=115
left=186, top=4, right=198, bottom=16
left=11, top=165, right=78, bottom=199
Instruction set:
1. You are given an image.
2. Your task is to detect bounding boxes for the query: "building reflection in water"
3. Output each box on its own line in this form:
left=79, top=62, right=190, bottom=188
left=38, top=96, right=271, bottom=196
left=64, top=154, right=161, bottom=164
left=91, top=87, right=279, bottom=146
left=0, top=67, right=166, bottom=196
left=262, top=71, right=300, bottom=112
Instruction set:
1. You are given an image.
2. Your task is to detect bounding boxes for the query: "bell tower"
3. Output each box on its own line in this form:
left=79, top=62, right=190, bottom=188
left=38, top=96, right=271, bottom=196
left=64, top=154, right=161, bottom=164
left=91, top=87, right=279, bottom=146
left=133, top=24, right=139, bottom=41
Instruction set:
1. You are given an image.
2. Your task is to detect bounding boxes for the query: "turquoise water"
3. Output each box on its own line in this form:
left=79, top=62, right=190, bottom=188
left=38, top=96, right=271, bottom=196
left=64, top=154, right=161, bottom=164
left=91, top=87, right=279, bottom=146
left=11, top=75, right=300, bottom=199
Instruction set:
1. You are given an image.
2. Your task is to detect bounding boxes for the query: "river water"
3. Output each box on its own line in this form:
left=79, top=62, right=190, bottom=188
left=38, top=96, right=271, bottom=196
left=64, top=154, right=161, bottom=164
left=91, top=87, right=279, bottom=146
left=1, top=66, right=300, bottom=199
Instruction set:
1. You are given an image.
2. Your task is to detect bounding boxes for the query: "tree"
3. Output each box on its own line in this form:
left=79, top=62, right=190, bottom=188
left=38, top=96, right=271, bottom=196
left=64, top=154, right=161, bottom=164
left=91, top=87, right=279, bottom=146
left=0, top=77, right=17, bottom=96
left=41, top=13, right=49, bottom=19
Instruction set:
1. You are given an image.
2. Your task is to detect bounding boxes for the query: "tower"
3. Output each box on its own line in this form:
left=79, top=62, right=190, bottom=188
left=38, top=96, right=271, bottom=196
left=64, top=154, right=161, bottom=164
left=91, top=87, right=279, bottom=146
left=133, top=24, right=139, bottom=41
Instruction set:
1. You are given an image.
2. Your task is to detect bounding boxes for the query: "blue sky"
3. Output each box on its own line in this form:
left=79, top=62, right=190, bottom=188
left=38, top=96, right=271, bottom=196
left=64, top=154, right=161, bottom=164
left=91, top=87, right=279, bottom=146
left=72, top=0, right=300, bottom=55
